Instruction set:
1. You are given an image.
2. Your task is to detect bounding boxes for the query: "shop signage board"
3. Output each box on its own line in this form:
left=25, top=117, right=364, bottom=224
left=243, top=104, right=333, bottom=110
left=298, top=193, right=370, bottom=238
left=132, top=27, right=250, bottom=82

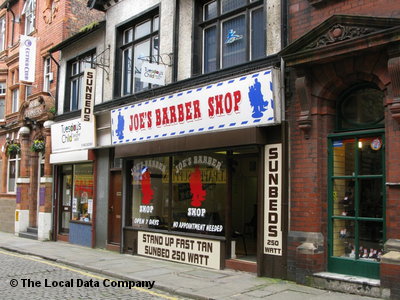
left=264, top=143, right=283, bottom=256
left=51, top=118, right=96, bottom=153
left=19, top=35, right=37, bottom=83
left=81, top=68, right=96, bottom=122
left=111, top=69, right=280, bottom=145
left=140, top=61, right=166, bottom=86
left=137, top=231, right=220, bottom=269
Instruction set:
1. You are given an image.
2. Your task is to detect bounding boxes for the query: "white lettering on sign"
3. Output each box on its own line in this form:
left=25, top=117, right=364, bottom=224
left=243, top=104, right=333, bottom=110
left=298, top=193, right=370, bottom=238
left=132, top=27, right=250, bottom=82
left=137, top=231, right=220, bottom=269
left=111, top=69, right=280, bottom=144
left=264, top=144, right=283, bottom=256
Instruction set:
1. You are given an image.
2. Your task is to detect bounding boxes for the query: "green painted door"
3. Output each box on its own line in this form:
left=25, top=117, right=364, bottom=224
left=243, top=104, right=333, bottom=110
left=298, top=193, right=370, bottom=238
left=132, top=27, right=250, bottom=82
left=328, top=130, right=385, bottom=279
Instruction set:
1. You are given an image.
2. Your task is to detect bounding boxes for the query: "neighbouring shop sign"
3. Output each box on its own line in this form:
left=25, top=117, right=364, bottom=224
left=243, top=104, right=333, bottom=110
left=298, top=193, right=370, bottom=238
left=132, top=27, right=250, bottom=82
left=19, top=35, right=37, bottom=83
left=264, top=144, right=283, bottom=256
left=137, top=231, right=221, bottom=270
left=111, top=69, right=280, bottom=144
left=51, top=118, right=96, bottom=153
left=140, top=61, right=166, bottom=86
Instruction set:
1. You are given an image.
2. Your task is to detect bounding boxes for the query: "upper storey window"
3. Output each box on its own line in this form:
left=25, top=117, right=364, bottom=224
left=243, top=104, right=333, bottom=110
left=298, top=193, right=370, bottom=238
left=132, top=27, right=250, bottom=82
left=22, top=0, right=36, bottom=35
left=0, top=16, right=5, bottom=51
left=116, top=9, right=159, bottom=97
left=196, top=0, right=265, bottom=74
left=64, top=51, right=95, bottom=113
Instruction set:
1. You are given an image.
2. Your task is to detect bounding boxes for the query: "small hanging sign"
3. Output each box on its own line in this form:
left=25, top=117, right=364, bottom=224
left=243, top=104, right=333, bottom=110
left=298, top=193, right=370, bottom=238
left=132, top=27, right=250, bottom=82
left=140, top=61, right=166, bottom=86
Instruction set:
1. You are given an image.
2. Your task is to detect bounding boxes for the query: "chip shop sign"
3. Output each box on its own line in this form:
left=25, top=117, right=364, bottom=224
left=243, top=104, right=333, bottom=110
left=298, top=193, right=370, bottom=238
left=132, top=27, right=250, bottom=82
left=138, top=231, right=221, bottom=270
left=51, top=118, right=95, bottom=153
left=111, top=69, right=280, bottom=144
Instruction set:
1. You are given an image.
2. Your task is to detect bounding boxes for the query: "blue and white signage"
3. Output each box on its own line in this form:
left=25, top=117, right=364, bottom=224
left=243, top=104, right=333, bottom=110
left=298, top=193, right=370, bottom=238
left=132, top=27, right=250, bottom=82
left=19, top=35, right=37, bottom=83
left=111, top=69, right=280, bottom=145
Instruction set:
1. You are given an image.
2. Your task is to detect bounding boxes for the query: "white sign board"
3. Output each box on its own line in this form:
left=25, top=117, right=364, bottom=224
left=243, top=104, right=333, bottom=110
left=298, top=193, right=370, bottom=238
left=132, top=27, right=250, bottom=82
left=264, top=144, right=283, bottom=256
left=137, top=231, right=220, bottom=270
left=81, top=68, right=96, bottom=122
left=19, top=35, right=37, bottom=83
left=51, top=118, right=95, bottom=153
left=140, top=61, right=166, bottom=86
left=111, top=69, right=280, bottom=145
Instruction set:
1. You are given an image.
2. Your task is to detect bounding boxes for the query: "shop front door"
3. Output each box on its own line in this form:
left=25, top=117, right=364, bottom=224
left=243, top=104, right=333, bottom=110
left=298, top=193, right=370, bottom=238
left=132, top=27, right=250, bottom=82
left=231, top=150, right=259, bottom=263
left=328, top=131, right=385, bottom=279
left=108, top=171, right=122, bottom=244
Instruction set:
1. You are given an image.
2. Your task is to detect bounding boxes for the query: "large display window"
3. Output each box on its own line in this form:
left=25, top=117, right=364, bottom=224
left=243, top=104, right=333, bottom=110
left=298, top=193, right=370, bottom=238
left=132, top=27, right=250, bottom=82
left=60, top=163, right=94, bottom=233
left=128, top=151, right=227, bottom=236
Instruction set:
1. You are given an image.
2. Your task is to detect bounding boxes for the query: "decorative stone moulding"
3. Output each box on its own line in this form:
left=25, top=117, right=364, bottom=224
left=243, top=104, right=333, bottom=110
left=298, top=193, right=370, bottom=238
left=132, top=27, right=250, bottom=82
left=388, top=54, right=400, bottom=124
left=295, top=76, right=312, bottom=139
left=389, top=102, right=400, bottom=124
left=306, top=24, right=376, bottom=49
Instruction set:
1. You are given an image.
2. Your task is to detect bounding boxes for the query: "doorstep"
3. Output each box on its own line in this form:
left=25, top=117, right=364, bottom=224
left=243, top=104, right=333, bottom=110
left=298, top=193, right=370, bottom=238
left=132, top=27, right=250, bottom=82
left=225, top=258, right=257, bottom=273
left=106, top=243, right=120, bottom=252
left=310, top=272, right=389, bottom=299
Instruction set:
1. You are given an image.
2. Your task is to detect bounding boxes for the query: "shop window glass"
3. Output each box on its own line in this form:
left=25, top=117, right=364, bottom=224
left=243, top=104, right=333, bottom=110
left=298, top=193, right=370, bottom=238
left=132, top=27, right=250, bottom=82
left=129, top=152, right=227, bottom=236
left=329, top=134, right=384, bottom=277
left=131, top=157, right=169, bottom=230
left=72, top=164, right=94, bottom=222
left=172, top=152, right=226, bottom=236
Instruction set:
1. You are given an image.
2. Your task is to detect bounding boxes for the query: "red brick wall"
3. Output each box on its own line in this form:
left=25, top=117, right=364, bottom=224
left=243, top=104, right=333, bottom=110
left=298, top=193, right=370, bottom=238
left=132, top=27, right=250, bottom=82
left=288, top=0, right=400, bottom=42
left=381, top=263, right=400, bottom=299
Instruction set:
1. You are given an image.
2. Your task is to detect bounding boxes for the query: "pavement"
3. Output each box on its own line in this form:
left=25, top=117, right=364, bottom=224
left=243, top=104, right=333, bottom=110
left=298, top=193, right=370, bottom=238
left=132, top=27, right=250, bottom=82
left=0, top=232, right=382, bottom=300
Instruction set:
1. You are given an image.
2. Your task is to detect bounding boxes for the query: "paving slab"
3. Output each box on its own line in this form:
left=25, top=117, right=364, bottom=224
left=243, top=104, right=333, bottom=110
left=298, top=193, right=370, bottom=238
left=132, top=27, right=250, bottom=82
left=0, top=232, right=384, bottom=300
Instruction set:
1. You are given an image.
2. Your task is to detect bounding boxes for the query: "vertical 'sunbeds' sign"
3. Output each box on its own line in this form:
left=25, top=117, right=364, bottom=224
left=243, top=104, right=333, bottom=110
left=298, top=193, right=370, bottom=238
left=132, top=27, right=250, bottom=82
left=264, top=144, right=282, bottom=256
left=81, top=68, right=96, bottom=122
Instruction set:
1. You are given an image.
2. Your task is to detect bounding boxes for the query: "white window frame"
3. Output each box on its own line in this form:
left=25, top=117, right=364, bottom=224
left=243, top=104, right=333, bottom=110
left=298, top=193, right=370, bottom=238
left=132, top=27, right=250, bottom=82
left=12, top=88, right=19, bottom=113
left=0, top=82, right=5, bottom=120
left=22, top=0, right=36, bottom=35
left=25, top=85, right=32, bottom=101
left=43, top=57, right=52, bottom=92
left=0, top=16, right=5, bottom=52
left=0, top=82, right=6, bottom=95
left=7, top=154, right=20, bottom=194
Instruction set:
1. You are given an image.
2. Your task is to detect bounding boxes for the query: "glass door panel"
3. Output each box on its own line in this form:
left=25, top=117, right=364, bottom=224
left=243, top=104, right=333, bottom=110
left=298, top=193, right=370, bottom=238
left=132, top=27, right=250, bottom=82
left=329, top=133, right=385, bottom=279
left=60, top=165, right=72, bottom=233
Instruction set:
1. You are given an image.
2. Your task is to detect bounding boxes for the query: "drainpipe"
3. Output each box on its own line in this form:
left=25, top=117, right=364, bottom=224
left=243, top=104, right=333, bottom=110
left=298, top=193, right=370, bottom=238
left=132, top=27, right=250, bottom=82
left=6, top=1, right=16, bottom=47
left=172, top=0, right=180, bottom=82
left=49, top=53, right=60, bottom=115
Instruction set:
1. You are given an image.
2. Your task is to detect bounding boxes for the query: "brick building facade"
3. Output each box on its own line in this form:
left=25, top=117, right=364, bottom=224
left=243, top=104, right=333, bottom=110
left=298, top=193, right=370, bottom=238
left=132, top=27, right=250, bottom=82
left=282, top=0, right=400, bottom=298
left=0, top=0, right=103, bottom=237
